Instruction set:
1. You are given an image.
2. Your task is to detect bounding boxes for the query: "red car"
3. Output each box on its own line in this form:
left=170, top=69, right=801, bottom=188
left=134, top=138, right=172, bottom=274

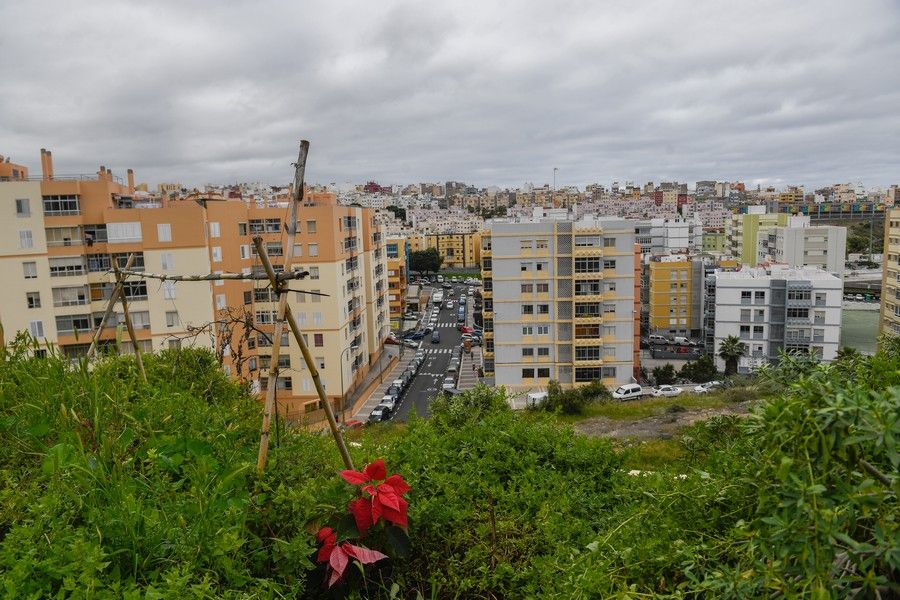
left=340, top=419, right=364, bottom=431
left=458, top=325, right=474, bottom=333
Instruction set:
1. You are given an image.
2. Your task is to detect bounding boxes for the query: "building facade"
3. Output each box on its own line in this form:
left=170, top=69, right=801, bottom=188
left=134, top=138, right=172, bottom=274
left=386, top=237, right=409, bottom=329
left=728, top=209, right=799, bottom=266
left=880, top=208, right=900, bottom=336
left=408, top=232, right=482, bottom=269
left=481, top=216, right=639, bottom=394
left=757, top=224, right=847, bottom=275
left=647, top=255, right=704, bottom=336
left=708, top=266, right=843, bottom=373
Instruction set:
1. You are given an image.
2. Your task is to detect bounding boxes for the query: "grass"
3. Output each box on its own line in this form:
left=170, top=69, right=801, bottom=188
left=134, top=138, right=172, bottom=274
left=617, top=438, right=685, bottom=470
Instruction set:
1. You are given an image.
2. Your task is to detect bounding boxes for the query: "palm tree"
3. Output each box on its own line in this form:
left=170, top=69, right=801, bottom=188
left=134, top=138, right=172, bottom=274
left=718, top=335, right=747, bottom=376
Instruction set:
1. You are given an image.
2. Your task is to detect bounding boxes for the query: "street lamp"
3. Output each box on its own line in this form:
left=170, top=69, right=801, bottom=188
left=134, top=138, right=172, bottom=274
left=339, top=344, right=359, bottom=421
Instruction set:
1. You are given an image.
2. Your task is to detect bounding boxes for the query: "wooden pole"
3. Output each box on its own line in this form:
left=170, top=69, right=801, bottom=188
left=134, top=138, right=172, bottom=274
left=115, top=269, right=310, bottom=283
left=86, top=253, right=136, bottom=358
left=254, top=236, right=355, bottom=471
left=112, top=256, right=147, bottom=383
left=256, top=141, right=310, bottom=473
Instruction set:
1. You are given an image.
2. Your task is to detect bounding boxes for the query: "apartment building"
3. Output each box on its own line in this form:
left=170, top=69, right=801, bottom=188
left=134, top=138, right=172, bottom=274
left=728, top=208, right=803, bottom=266
left=880, top=208, right=900, bottom=336
left=0, top=150, right=215, bottom=359
left=481, top=215, right=639, bottom=394
left=647, top=255, right=704, bottom=337
left=408, top=232, right=482, bottom=269
left=1, top=148, right=391, bottom=428
left=0, top=155, right=29, bottom=181
left=757, top=224, right=847, bottom=275
left=708, top=266, right=843, bottom=373
left=386, top=237, right=409, bottom=329
left=202, top=191, right=391, bottom=423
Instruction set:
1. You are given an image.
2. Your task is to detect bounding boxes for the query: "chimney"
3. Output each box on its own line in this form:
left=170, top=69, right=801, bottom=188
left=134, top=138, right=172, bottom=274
left=99, top=165, right=106, bottom=180
left=127, top=168, right=135, bottom=192
left=45, top=150, right=54, bottom=180
left=40, top=149, right=49, bottom=180
left=107, top=169, right=113, bottom=182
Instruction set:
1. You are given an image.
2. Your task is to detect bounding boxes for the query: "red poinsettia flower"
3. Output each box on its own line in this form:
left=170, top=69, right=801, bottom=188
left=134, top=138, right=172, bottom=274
left=341, top=459, right=412, bottom=534
left=315, top=527, right=388, bottom=588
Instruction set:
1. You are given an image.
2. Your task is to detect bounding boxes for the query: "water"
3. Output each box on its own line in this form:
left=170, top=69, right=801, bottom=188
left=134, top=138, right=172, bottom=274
left=840, top=308, right=880, bottom=355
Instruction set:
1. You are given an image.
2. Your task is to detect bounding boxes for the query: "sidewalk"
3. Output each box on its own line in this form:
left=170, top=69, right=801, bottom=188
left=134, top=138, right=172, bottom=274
left=456, top=292, right=484, bottom=391
left=351, top=344, right=418, bottom=420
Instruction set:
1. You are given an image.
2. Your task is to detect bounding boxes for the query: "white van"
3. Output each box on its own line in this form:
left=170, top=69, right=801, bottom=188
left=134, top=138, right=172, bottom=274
left=436, top=275, right=444, bottom=283
left=649, top=334, right=668, bottom=345
left=673, top=336, right=690, bottom=346
left=612, top=383, right=643, bottom=400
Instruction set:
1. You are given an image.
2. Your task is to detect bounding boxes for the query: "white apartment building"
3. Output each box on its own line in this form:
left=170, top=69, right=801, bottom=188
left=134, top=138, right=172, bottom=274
left=408, top=209, right=484, bottom=234
left=648, top=217, right=703, bottom=255
left=708, top=266, right=843, bottom=373
left=481, top=215, right=639, bottom=394
left=757, top=224, right=847, bottom=275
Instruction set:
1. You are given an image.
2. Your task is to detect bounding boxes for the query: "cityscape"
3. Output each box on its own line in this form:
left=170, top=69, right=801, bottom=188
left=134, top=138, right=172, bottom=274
left=0, top=151, right=892, bottom=424
left=1, top=0, right=897, bottom=596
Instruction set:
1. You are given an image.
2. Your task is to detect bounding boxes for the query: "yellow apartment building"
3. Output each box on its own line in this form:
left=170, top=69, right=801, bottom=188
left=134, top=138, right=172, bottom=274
left=408, top=232, right=481, bottom=269
left=386, top=237, right=408, bottom=328
left=648, top=255, right=704, bottom=336
left=0, top=148, right=391, bottom=428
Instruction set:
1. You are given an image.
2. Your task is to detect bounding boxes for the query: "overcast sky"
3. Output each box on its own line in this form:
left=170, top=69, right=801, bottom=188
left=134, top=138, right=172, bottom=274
left=2, top=0, right=899, bottom=190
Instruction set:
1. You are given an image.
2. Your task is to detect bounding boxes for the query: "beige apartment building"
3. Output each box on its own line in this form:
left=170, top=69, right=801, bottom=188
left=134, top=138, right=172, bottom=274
left=881, top=208, right=900, bottom=337
left=408, top=232, right=481, bottom=269
left=0, top=149, right=391, bottom=427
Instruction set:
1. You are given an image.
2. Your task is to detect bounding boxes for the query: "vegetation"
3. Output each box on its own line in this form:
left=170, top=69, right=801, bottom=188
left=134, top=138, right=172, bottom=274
left=678, top=354, right=719, bottom=382
left=408, top=247, right=442, bottom=276
left=717, top=335, right=747, bottom=375
left=0, top=333, right=897, bottom=597
left=651, top=363, right=677, bottom=385
left=384, top=205, right=407, bottom=222
left=846, top=220, right=883, bottom=256
left=535, top=379, right=610, bottom=415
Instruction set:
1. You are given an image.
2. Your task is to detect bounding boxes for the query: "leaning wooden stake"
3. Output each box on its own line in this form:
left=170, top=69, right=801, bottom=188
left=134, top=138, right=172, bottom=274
left=87, top=253, right=136, bottom=358
left=112, top=258, right=147, bottom=382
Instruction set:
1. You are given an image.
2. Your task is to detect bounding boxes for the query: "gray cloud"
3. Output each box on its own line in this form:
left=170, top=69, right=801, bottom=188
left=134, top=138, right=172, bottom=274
left=1, top=0, right=898, bottom=189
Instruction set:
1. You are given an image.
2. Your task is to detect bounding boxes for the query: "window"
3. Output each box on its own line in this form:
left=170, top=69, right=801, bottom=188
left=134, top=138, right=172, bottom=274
left=214, top=270, right=224, bottom=286
left=537, top=347, right=550, bottom=356
left=537, top=325, right=549, bottom=335
left=536, top=262, right=546, bottom=271
left=29, top=320, right=44, bottom=338
left=23, top=262, right=37, bottom=279
left=239, top=244, right=250, bottom=260
left=255, top=310, right=278, bottom=324
left=209, top=222, right=220, bottom=238
left=787, top=290, right=811, bottom=301
left=313, top=311, right=322, bottom=325
left=520, top=262, right=531, bottom=272
left=521, top=283, right=534, bottom=293
left=15, top=198, right=30, bottom=217
left=26, top=292, right=40, bottom=308
left=522, top=326, right=533, bottom=335
left=575, top=257, right=601, bottom=273
left=522, top=305, right=534, bottom=315
left=522, top=348, right=535, bottom=357
left=740, top=309, right=751, bottom=322
left=107, top=222, right=142, bottom=243
left=157, top=223, right=172, bottom=242
left=603, top=303, right=616, bottom=314
left=55, top=314, right=91, bottom=333
left=605, top=281, right=616, bottom=292
left=521, top=368, right=535, bottom=379
left=536, top=239, right=548, bottom=249
left=602, top=259, right=616, bottom=269
left=601, top=366, right=617, bottom=378
left=753, top=325, right=764, bottom=337
left=575, top=280, right=601, bottom=296
left=168, top=339, right=182, bottom=350
left=787, top=307, right=809, bottom=318
left=575, top=367, right=602, bottom=382
left=312, top=289, right=321, bottom=303
left=603, top=238, right=616, bottom=248
left=537, top=304, right=549, bottom=314
left=264, top=219, right=281, bottom=233
left=575, top=236, right=600, bottom=247
left=49, top=257, right=85, bottom=277
left=309, top=243, right=319, bottom=257
left=163, top=281, right=176, bottom=299
left=576, top=346, right=601, bottom=360
left=307, top=220, right=317, bottom=233
left=216, top=294, right=226, bottom=309
left=536, top=283, right=549, bottom=293
left=211, top=246, right=222, bottom=262
left=575, top=302, right=601, bottom=317
left=42, top=195, right=80, bottom=215
left=537, top=367, right=550, bottom=378
left=741, top=291, right=752, bottom=303
left=161, top=252, right=174, bottom=270
left=308, top=266, right=321, bottom=280
left=166, top=311, right=179, bottom=327
left=238, top=223, right=248, bottom=236
left=314, top=333, right=324, bottom=347
left=739, top=325, right=750, bottom=337
left=754, top=291, right=765, bottom=302
left=520, top=240, right=532, bottom=251
left=52, top=286, right=88, bottom=307
left=19, top=230, right=33, bottom=249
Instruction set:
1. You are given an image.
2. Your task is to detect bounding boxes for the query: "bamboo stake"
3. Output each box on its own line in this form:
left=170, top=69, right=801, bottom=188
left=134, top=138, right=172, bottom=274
left=112, top=257, right=147, bottom=382
left=87, top=253, right=136, bottom=358
left=115, top=269, right=309, bottom=283
left=256, top=141, right=309, bottom=473
left=253, top=236, right=354, bottom=471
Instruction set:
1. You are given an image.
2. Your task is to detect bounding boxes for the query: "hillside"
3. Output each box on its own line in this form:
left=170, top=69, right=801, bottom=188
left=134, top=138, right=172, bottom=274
left=0, top=333, right=897, bottom=598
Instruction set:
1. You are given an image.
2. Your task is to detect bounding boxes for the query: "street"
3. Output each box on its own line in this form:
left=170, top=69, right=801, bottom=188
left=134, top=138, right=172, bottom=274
left=393, top=282, right=469, bottom=420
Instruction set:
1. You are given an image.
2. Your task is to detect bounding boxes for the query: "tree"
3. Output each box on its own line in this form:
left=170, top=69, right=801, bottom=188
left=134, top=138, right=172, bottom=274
left=718, top=335, right=747, bottom=376
left=385, top=205, right=407, bottom=222
left=679, top=355, right=719, bottom=383
left=409, top=248, right=443, bottom=276
left=652, top=363, right=677, bottom=385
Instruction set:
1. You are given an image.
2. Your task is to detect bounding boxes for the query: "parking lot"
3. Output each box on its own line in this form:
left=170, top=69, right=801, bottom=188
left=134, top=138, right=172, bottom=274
left=366, top=278, right=482, bottom=423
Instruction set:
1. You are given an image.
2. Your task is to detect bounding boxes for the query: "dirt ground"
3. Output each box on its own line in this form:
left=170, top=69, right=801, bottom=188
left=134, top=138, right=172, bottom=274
left=574, top=401, right=752, bottom=440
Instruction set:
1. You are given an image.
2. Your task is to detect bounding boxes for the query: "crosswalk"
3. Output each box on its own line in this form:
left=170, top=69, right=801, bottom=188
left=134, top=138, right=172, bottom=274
left=422, top=348, right=452, bottom=354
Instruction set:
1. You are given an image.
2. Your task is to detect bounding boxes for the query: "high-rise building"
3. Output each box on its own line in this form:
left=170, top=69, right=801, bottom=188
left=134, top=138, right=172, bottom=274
left=480, top=215, right=639, bottom=393
left=0, top=149, right=392, bottom=427
left=728, top=208, right=802, bottom=266
left=407, top=232, right=481, bottom=269
left=757, top=224, right=847, bottom=275
left=880, top=208, right=900, bottom=337
left=386, top=237, right=409, bottom=329
left=707, top=266, right=843, bottom=373
left=647, top=255, right=704, bottom=337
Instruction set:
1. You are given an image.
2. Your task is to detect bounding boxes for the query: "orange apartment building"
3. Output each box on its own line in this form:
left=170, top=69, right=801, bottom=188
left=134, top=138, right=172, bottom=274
left=0, top=149, right=391, bottom=426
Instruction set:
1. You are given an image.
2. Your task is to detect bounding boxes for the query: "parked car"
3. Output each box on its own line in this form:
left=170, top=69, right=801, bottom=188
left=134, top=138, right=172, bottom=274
left=407, top=330, right=426, bottom=340
left=385, top=385, right=401, bottom=398
left=694, top=380, right=724, bottom=394
left=431, top=330, right=441, bottom=343
left=442, top=283, right=452, bottom=289
left=648, top=334, right=669, bottom=345
left=459, top=325, right=475, bottom=333
left=368, top=405, right=391, bottom=423
left=651, top=385, right=683, bottom=397
left=612, top=383, right=644, bottom=400
left=446, top=362, right=458, bottom=373
left=339, top=419, right=364, bottom=431
left=442, top=377, right=456, bottom=391
left=402, top=339, right=419, bottom=349
left=380, top=395, right=397, bottom=410
left=673, top=336, right=691, bottom=346
left=446, top=300, right=454, bottom=309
